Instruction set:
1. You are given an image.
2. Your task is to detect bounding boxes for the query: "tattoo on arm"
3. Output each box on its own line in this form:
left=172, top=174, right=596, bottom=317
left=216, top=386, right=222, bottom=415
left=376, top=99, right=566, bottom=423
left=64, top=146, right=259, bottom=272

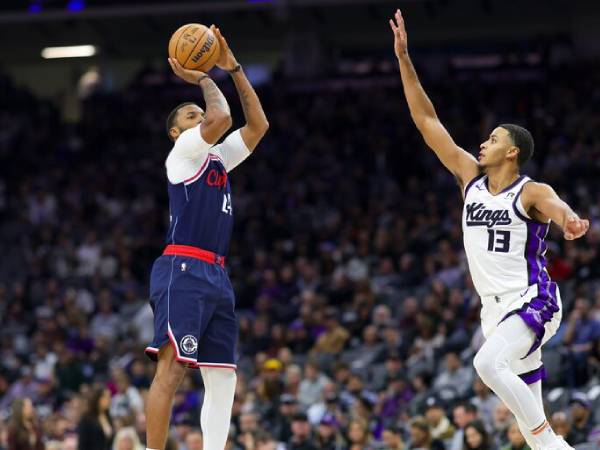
left=231, top=73, right=267, bottom=129
left=200, top=78, right=230, bottom=115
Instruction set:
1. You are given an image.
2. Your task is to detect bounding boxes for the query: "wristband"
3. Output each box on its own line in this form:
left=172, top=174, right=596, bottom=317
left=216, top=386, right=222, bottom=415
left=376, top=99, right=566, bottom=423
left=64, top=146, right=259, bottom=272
left=197, top=74, right=210, bottom=85
left=228, top=64, right=242, bottom=74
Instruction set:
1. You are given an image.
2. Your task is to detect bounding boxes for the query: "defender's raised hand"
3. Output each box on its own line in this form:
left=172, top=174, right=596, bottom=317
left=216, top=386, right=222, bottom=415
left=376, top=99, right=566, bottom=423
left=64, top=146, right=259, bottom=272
left=563, top=215, right=590, bottom=240
left=389, top=9, right=408, bottom=58
left=213, top=27, right=239, bottom=72
left=168, top=57, right=208, bottom=85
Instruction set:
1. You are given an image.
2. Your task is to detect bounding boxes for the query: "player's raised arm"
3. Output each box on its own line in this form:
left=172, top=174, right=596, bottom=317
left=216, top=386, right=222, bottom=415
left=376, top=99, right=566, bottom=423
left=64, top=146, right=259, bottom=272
left=390, top=9, right=479, bottom=188
left=214, top=27, right=269, bottom=152
left=520, top=182, right=589, bottom=240
left=168, top=54, right=232, bottom=145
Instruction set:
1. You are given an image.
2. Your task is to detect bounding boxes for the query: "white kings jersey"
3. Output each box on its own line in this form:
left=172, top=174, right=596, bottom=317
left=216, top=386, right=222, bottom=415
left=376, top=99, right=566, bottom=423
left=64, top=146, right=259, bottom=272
left=462, top=174, right=552, bottom=298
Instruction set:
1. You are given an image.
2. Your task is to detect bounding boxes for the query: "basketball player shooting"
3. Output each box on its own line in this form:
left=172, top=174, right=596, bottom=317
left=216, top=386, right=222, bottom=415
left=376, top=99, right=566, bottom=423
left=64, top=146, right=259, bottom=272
left=390, top=9, right=588, bottom=450
left=144, top=27, right=268, bottom=450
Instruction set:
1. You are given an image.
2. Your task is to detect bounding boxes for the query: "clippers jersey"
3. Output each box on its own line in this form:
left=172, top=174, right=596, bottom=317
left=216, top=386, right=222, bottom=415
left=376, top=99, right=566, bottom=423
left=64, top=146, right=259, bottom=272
left=462, top=174, right=552, bottom=298
left=164, top=126, right=250, bottom=256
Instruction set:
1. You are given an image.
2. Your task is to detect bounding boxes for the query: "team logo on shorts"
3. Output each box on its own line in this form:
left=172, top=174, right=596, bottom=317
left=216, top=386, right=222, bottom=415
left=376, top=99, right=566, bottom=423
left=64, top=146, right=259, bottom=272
left=180, top=335, right=198, bottom=355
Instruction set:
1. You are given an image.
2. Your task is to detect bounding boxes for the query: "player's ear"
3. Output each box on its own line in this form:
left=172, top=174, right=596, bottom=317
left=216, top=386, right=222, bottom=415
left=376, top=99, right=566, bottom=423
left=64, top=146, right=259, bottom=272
left=169, top=126, right=181, bottom=141
left=507, top=145, right=519, bottom=162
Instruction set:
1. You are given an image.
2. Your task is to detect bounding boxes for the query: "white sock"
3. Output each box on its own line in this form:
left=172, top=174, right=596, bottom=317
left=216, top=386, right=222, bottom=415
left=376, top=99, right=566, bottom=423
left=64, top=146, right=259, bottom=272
left=516, top=415, right=538, bottom=450
left=473, top=316, right=561, bottom=449
left=514, top=380, right=544, bottom=450
left=200, top=367, right=237, bottom=450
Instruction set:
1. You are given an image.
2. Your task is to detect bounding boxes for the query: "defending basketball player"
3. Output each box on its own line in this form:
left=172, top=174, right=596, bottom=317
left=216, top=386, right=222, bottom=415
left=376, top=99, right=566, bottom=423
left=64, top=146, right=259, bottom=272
left=144, top=27, right=268, bottom=450
left=390, top=9, right=588, bottom=450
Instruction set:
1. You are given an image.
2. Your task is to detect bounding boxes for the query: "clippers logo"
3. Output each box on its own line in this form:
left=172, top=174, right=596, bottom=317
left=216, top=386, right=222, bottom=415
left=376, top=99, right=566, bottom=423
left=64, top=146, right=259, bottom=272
left=180, top=335, right=198, bottom=355
left=465, top=202, right=512, bottom=228
left=206, top=169, right=228, bottom=188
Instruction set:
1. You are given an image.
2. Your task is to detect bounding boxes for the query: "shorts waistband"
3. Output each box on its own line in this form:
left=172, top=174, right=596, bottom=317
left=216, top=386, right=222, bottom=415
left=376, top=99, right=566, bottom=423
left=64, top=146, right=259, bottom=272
left=481, top=284, right=539, bottom=304
left=163, top=244, right=225, bottom=267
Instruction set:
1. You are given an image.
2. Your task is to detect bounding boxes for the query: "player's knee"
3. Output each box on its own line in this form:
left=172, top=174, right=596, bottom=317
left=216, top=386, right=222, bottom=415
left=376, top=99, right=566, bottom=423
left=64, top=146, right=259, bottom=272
left=201, top=367, right=236, bottom=397
left=473, top=348, right=496, bottom=382
left=154, top=364, right=186, bottom=393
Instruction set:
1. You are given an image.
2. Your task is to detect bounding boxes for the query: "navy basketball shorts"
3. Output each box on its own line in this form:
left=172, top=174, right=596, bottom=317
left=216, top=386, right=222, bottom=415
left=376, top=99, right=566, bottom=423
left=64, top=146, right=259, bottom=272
left=144, top=253, right=238, bottom=369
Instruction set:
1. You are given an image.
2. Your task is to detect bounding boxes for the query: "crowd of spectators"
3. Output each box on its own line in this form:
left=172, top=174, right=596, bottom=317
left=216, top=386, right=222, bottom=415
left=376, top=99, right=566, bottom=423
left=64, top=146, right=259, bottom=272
left=0, top=50, right=599, bottom=450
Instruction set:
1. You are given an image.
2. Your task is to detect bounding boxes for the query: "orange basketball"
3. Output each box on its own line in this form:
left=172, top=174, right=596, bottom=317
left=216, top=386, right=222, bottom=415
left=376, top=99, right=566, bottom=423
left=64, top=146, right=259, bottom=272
left=168, top=23, right=221, bottom=72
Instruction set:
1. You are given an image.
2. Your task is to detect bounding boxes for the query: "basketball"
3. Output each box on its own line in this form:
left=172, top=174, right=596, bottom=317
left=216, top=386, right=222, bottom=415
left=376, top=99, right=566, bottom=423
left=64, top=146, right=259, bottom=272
left=168, top=23, right=220, bottom=72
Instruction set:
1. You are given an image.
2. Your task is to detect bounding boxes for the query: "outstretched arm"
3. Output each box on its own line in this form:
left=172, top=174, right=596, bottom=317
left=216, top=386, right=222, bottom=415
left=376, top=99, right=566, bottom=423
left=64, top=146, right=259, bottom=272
left=214, top=28, right=269, bottom=151
left=521, top=182, right=589, bottom=240
left=390, top=9, right=479, bottom=189
left=168, top=35, right=232, bottom=145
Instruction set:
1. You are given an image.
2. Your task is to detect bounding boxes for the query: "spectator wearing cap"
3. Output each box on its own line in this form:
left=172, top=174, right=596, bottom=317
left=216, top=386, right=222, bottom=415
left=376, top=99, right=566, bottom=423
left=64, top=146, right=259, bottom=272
left=566, top=392, right=594, bottom=445
left=381, top=424, right=405, bottom=450
left=463, top=420, right=491, bottom=450
left=563, top=298, right=600, bottom=386
left=449, top=402, right=478, bottom=450
left=256, top=359, right=285, bottom=411
left=408, top=416, right=444, bottom=450
left=272, top=394, right=299, bottom=442
left=298, top=360, right=330, bottom=410
left=433, top=352, right=473, bottom=398
left=315, top=414, right=346, bottom=450
left=309, top=308, right=350, bottom=356
left=424, top=396, right=455, bottom=442
left=288, top=412, right=317, bottom=450
left=500, top=421, right=531, bottom=450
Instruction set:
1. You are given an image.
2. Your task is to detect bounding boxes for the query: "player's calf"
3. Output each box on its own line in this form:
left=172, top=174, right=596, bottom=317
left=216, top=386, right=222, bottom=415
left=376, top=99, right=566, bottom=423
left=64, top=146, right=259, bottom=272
left=146, top=345, right=188, bottom=450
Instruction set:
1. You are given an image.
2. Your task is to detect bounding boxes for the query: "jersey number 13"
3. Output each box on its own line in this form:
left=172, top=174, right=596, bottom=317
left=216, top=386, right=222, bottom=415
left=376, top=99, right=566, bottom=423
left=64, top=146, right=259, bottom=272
left=487, top=229, right=510, bottom=253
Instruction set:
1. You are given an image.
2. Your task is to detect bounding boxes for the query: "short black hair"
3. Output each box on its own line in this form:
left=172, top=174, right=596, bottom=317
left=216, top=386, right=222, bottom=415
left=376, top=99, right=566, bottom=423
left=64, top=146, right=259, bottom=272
left=453, top=401, right=478, bottom=415
left=166, top=101, right=196, bottom=142
left=498, top=123, right=534, bottom=167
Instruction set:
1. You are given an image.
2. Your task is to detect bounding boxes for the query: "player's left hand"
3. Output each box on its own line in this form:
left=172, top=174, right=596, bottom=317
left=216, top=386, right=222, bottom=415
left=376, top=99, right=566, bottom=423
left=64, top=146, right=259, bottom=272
left=213, top=27, right=239, bottom=72
left=563, top=215, right=589, bottom=240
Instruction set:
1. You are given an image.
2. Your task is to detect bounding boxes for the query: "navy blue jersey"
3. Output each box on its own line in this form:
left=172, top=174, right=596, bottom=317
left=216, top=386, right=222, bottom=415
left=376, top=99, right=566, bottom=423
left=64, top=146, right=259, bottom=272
left=164, top=126, right=250, bottom=256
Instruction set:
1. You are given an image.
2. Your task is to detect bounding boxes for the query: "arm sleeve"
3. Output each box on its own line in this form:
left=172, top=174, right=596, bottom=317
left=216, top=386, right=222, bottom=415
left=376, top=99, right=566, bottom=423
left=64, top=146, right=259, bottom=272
left=210, top=129, right=251, bottom=173
left=166, top=124, right=213, bottom=184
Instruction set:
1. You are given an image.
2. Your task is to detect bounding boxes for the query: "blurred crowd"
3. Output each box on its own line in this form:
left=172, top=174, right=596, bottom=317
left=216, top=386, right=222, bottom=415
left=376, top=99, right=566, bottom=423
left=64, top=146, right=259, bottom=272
left=0, top=52, right=599, bottom=450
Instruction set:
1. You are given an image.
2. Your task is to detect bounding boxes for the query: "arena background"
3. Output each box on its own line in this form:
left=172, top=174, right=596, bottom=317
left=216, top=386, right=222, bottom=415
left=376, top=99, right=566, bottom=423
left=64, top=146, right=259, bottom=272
left=0, top=1, right=599, bottom=449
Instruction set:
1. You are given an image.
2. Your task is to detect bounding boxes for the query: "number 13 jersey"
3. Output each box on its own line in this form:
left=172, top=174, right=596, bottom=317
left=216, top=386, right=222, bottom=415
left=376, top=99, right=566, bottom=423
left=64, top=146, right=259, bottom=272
left=462, top=174, right=552, bottom=298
